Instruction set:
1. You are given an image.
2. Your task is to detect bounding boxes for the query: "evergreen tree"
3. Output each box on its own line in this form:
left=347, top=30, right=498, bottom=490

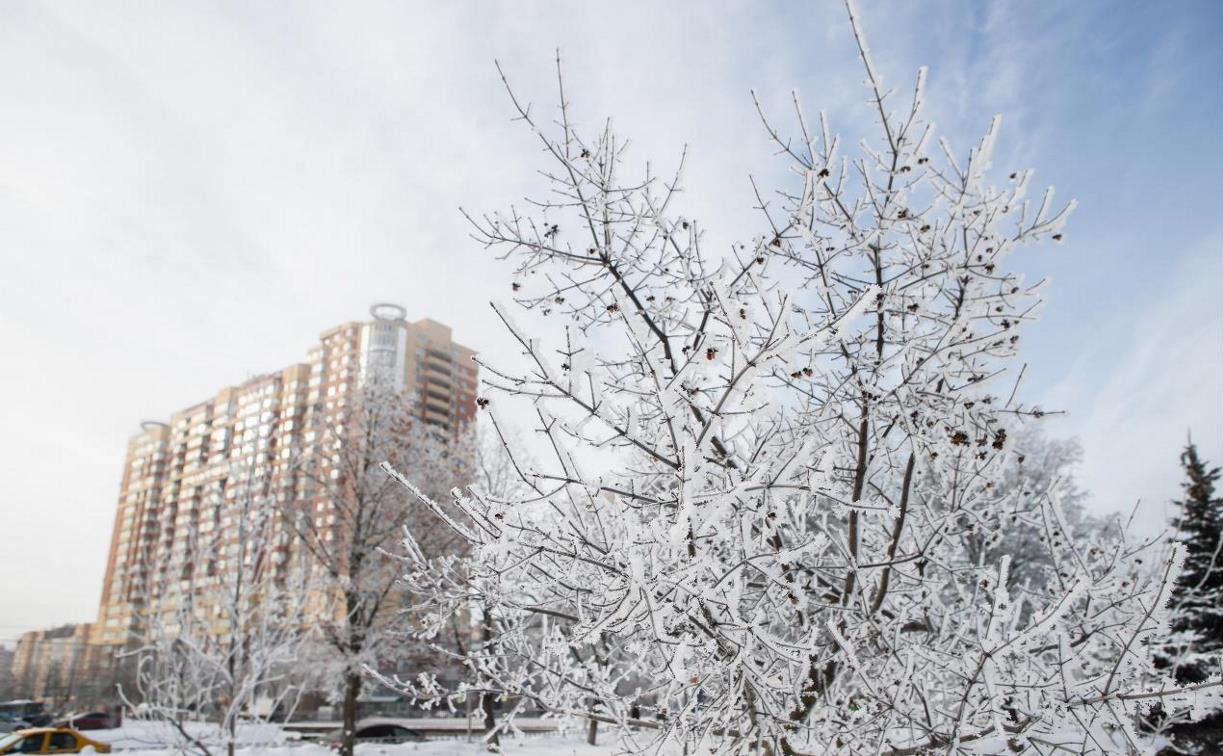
left=1165, top=442, right=1223, bottom=684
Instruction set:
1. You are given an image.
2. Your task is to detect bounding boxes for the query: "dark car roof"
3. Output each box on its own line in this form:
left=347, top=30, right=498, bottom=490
left=322, top=722, right=422, bottom=738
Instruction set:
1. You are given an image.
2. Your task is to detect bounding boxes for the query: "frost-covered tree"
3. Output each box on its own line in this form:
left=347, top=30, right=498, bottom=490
left=281, top=377, right=471, bottom=756
left=385, top=422, right=537, bottom=752
left=398, top=2, right=1214, bottom=752
left=974, top=428, right=1099, bottom=595
left=1161, top=442, right=1223, bottom=685
left=121, top=462, right=306, bottom=756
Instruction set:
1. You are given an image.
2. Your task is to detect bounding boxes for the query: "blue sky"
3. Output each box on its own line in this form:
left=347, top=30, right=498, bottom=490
left=1, top=0, right=1220, bottom=638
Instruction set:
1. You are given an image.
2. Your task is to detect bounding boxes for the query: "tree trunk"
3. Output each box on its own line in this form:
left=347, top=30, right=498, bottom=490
left=340, top=672, right=362, bottom=756
left=586, top=716, right=598, bottom=746
left=479, top=609, right=500, bottom=751
left=226, top=673, right=237, bottom=756
left=481, top=692, right=499, bottom=752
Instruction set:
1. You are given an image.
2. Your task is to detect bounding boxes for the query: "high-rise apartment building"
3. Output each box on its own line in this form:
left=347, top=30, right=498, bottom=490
left=91, top=305, right=476, bottom=649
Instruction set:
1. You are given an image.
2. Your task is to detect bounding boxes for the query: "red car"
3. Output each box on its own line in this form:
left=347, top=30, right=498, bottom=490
left=50, top=714, right=116, bottom=732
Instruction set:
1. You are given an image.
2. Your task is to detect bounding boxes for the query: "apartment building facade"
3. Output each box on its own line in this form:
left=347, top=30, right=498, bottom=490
left=11, top=624, right=94, bottom=705
left=91, top=305, right=477, bottom=653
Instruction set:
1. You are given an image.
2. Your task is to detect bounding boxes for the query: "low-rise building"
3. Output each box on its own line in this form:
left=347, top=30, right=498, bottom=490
left=11, top=625, right=93, bottom=705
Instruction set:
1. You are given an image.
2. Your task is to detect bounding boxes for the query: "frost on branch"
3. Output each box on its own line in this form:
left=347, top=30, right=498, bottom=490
left=398, top=4, right=1211, bottom=752
left=119, top=460, right=307, bottom=756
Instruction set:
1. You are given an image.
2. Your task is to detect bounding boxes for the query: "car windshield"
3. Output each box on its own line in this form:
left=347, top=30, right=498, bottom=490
left=0, top=733, right=22, bottom=750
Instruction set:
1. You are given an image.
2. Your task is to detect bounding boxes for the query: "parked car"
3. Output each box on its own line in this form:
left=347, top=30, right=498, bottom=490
left=322, top=719, right=425, bottom=746
left=0, top=704, right=48, bottom=729
left=50, top=715, right=115, bottom=733
left=0, top=728, right=111, bottom=754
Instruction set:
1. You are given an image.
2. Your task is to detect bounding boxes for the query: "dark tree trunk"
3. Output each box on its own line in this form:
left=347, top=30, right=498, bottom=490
left=481, top=691, right=499, bottom=751
left=340, top=672, right=362, bottom=756
left=586, top=716, right=598, bottom=745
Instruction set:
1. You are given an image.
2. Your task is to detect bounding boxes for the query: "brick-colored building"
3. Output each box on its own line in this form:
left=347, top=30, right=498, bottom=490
left=90, top=306, right=476, bottom=655
left=11, top=624, right=93, bottom=704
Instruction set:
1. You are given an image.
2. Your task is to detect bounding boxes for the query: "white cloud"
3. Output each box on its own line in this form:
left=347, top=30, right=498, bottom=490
left=0, top=0, right=812, bottom=638
left=1041, top=229, right=1223, bottom=534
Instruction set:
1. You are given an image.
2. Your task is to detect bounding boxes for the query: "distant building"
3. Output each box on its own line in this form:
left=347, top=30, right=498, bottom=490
left=0, top=646, right=14, bottom=700
left=90, top=305, right=476, bottom=653
left=11, top=625, right=92, bottom=705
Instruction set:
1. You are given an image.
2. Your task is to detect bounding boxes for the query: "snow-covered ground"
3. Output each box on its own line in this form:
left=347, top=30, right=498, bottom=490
left=85, top=721, right=627, bottom=755
left=88, top=722, right=290, bottom=751
left=112, top=741, right=619, bottom=756
left=76, top=721, right=1167, bottom=755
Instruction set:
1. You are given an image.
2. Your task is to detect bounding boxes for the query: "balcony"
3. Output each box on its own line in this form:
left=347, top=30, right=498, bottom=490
left=425, top=371, right=451, bottom=387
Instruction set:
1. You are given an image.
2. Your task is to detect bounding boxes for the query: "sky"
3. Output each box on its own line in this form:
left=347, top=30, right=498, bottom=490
left=1, top=0, right=1220, bottom=642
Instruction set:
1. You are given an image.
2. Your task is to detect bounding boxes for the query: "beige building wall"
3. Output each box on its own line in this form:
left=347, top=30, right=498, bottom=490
left=91, top=305, right=477, bottom=650
left=12, top=624, right=93, bottom=704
